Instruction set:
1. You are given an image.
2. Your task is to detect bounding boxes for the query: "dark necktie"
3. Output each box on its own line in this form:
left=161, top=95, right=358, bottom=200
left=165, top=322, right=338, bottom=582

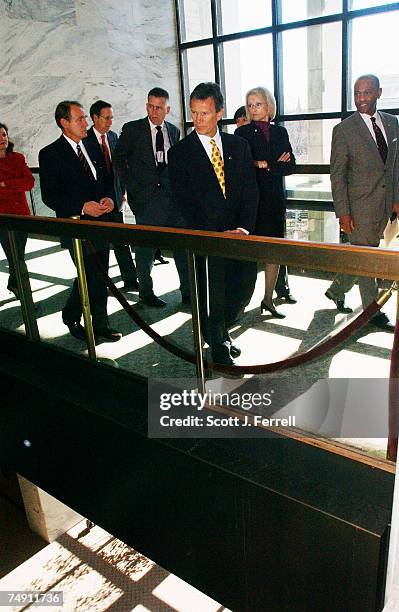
left=371, top=116, right=388, bottom=164
left=101, top=134, right=112, bottom=175
left=76, top=144, right=94, bottom=180
left=155, top=125, right=166, bottom=172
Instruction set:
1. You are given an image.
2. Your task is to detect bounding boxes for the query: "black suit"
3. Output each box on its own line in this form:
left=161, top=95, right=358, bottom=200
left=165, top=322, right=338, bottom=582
left=236, top=121, right=296, bottom=297
left=84, top=127, right=137, bottom=284
left=168, top=130, right=259, bottom=360
left=39, top=135, right=113, bottom=329
left=113, top=117, right=186, bottom=299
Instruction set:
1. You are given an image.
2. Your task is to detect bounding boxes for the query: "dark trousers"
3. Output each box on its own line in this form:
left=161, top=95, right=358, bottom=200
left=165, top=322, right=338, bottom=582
left=197, top=256, right=257, bottom=357
left=136, top=245, right=157, bottom=297
left=0, top=230, right=28, bottom=290
left=112, top=210, right=137, bottom=283
left=63, top=240, right=109, bottom=330
left=173, top=249, right=190, bottom=299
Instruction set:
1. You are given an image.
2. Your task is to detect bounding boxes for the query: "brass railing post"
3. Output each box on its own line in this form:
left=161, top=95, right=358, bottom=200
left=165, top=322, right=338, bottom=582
left=70, top=217, right=96, bottom=360
left=186, top=250, right=206, bottom=394
left=7, top=229, right=39, bottom=340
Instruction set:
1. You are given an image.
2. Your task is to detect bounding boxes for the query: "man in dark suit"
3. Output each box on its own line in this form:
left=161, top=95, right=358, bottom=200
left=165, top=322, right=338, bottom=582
left=168, top=82, right=259, bottom=365
left=113, top=87, right=186, bottom=307
left=233, top=106, right=249, bottom=128
left=39, top=100, right=122, bottom=342
left=84, top=100, right=138, bottom=292
left=325, top=74, right=399, bottom=330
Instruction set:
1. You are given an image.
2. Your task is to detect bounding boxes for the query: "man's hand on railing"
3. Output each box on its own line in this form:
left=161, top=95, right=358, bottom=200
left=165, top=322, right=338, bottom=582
left=224, top=228, right=249, bottom=235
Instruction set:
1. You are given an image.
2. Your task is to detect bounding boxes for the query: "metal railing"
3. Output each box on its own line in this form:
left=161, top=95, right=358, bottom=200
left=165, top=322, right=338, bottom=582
left=2, top=213, right=399, bottom=361
left=1, top=213, right=399, bottom=461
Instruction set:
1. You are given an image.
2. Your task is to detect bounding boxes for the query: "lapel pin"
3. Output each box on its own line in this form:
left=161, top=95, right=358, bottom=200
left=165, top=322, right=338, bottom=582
left=228, top=155, right=233, bottom=160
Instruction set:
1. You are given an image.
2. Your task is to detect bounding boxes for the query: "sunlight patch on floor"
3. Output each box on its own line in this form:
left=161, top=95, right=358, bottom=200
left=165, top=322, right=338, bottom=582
left=0, top=521, right=228, bottom=612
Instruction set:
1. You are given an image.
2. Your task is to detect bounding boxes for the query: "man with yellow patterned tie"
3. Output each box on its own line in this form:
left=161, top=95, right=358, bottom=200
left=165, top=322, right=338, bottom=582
left=168, top=82, right=259, bottom=365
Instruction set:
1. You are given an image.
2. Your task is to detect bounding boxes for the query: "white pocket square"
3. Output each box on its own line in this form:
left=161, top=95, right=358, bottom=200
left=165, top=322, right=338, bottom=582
left=392, top=138, right=397, bottom=142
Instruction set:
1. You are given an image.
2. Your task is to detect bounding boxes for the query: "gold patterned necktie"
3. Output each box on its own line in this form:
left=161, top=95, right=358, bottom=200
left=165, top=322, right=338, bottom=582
left=210, top=138, right=226, bottom=197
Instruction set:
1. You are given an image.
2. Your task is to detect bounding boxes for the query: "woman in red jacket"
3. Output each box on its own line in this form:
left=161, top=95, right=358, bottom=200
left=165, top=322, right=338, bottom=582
left=0, top=122, right=34, bottom=297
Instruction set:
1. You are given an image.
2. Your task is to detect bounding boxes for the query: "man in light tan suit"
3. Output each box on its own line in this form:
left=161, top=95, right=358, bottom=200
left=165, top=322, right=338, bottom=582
left=325, top=74, right=399, bottom=331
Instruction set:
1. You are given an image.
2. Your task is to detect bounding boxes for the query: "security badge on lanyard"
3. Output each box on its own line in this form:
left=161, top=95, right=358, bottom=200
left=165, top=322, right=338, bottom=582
left=155, top=125, right=166, bottom=169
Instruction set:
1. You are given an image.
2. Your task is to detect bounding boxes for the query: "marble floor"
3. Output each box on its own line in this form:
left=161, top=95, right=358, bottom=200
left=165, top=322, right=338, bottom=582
left=0, top=236, right=397, bottom=459
left=0, top=496, right=230, bottom=612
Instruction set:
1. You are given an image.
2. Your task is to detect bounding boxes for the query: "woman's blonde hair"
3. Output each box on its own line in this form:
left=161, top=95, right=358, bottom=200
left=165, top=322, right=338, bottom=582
left=245, top=86, right=276, bottom=121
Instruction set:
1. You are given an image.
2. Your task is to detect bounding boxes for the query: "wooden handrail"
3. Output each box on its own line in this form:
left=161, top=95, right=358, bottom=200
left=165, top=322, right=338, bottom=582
left=28, top=164, right=331, bottom=175
left=1, top=213, right=399, bottom=280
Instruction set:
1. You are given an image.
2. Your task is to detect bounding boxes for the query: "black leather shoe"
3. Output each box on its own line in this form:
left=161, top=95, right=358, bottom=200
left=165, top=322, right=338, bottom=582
left=64, top=321, right=86, bottom=341
left=139, top=294, right=166, bottom=307
left=7, top=285, right=20, bottom=300
left=212, top=351, right=235, bottom=366
left=276, top=292, right=297, bottom=304
left=94, top=327, right=122, bottom=342
left=154, top=253, right=169, bottom=265
left=325, top=289, right=353, bottom=314
left=230, top=344, right=241, bottom=358
left=123, top=279, right=139, bottom=292
left=370, top=313, right=395, bottom=332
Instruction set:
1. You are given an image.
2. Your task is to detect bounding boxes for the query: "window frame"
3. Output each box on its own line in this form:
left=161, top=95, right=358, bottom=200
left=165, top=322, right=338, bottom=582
left=174, top=0, right=399, bottom=210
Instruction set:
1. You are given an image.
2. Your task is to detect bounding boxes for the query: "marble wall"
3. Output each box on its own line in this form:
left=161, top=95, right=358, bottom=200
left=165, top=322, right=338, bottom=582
left=0, top=0, right=182, bottom=165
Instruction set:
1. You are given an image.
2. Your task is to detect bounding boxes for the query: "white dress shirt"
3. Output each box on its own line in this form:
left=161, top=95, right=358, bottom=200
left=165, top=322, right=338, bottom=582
left=63, top=134, right=96, bottom=179
left=148, top=118, right=171, bottom=163
left=196, top=129, right=224, bottom=161
left=359, top=111, right=388, bottom=145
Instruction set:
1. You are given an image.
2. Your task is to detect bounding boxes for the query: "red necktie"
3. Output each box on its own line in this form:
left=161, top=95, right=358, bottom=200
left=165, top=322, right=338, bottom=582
left=371, top=117, right=388, bottom=164
left=101, top=134, right=112, bottom=175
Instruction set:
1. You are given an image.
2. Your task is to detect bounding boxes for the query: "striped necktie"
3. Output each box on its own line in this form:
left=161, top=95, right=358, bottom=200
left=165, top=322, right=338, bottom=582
left=371, top=117, right=388, bottom=163
left=76, top=144, right=94, bottom=180
left=210, top=138, right=225, bottom=197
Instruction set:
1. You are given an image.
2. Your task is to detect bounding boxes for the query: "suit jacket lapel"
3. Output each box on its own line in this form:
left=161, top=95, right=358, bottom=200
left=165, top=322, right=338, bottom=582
left=85, top=126, right=103, bottom=161
left=60, top=135, right=98, bottom=188
left=108, top=130, right=117, bottom=155
left=141, top=118, right=157, bottom=169
left=380, top=112, right=397, bottom=167
left=59, top=135, right=84, bottom=173
left=165, top=121, right=177, bottom=146
left=221, top=131, right=234, bottom=200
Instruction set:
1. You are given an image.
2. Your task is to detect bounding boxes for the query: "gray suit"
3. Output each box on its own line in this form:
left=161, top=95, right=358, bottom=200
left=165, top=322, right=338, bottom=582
left=113, top=117, right=184, bottom=298
left=327, top=111, right=399, bottom=307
